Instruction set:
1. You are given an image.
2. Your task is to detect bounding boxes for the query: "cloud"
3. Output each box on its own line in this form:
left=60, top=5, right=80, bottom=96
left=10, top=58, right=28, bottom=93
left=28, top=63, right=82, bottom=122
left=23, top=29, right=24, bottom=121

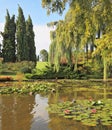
left=34, top=25, right=54, bottom=55
left=0, top=23, right=4, bottom=29
left=0, top=23, right=4, bottom=41
left=0, top=23, right=54, bottom=55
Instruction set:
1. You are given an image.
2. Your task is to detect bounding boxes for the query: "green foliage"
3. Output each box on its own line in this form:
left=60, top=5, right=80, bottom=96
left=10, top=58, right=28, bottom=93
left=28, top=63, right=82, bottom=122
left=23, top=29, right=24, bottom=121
left=16, top=6, right=27, bottom=61
left=48, top=99, right=112, bottom=126
left=26, top=60, right=105, bottom=80
left=42, top=0, right=67, bottom=14
left=93, top=32, right=112, bottom=80
left=1, top=10, right=16, bottom=62
left=39, top=49, right=48, bottom=62
left=1, top=7, right=36, bottom=63
left=0, top=82, right=52, bottom=94
left=42, top=0, right=112, bottom=80
left=29, top=62, right=56, bottom=79
left=16, top=6, right=36, bottom=62
left=84, top=60, right=103, bottom=79
left=26, top=15, right=36, bottom=62
left=49, top=32, right=56, bottom=64
left=26, top=62, right=89, bottom=79
left=1, top=61, right=36, bottom=75
left=48, top=1, right=96, bottom=72
left=36, top=61, right=49, bottom=71
left=25, top=73, right=32, bottom=79
left=20, top=67, right=32, bottom=73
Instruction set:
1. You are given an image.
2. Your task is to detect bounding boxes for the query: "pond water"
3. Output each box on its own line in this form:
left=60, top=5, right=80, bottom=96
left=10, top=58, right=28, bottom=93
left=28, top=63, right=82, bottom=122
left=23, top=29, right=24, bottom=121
left=0, top=81, right=112, bottom=130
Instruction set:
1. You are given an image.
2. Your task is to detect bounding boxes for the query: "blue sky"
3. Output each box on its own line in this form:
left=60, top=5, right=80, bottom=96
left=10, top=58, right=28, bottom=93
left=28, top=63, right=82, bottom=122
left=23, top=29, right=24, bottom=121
left=0, top=0, right=67, bottom=55
left=0, top=0, right=66, bottom=24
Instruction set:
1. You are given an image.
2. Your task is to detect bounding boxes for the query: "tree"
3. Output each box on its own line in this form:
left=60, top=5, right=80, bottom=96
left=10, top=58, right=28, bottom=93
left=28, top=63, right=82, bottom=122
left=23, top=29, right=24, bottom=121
left=39, top=49, right=48, bottom=62
left=48, top=1, right=95, bottom=71
left=42, top=0, right=112, bottom=80
left=92, top=0, right=112, bottom=81
left=26, top=15, right=36, bottom=62
left=93, top=33, right=112, bottom=81
left=42, top=0, right=67, bottom=14
left=1, top=10, right=16, bottom=62
left=9, top=15, right=16, bottom=61
left=16, top=6, right=27, bottom=61
left=49, top=31, right=57, bottom=64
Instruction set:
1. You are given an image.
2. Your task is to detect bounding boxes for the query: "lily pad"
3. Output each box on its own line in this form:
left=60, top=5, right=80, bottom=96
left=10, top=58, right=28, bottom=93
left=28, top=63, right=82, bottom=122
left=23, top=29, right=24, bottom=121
left=48, top=99, right=112, bottom=126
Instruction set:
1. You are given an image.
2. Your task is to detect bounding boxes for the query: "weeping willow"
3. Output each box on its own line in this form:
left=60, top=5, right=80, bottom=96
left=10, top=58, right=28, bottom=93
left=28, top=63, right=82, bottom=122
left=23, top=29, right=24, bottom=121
left=49, top=0, right=96, bottom=72
left=49, top=31, right=57, bottom=64
left=48, top=0, right=112, bottom=80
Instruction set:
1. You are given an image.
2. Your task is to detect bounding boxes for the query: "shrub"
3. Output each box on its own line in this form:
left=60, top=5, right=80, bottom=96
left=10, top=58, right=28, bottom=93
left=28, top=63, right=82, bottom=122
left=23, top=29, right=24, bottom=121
left=1, top=61, right=36, bottom=75
left=25, top=73, right=32, bottom=79
left=20, top=67, right=32, bottom=73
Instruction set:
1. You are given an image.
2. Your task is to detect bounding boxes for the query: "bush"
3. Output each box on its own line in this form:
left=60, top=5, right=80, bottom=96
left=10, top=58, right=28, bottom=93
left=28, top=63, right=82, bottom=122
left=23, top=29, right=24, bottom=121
left=27, top=63, right=88, bottom=80
left=25, top=61, right=103, bottom=80
left=25, top=73, right=32, bottom=79
left=1, top=61, right=36, bottom=75
left=20, top=67, right=32, bottom=73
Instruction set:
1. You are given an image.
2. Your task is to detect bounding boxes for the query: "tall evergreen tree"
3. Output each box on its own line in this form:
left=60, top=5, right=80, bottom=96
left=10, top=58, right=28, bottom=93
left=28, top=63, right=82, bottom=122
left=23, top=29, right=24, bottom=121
left=1, top=10, right=16, bottom=62
left=9, top=15, right=16, bottom=61
left=16, top=6, right=27, bottom=61
left=26, top=15, right=36, bottom=62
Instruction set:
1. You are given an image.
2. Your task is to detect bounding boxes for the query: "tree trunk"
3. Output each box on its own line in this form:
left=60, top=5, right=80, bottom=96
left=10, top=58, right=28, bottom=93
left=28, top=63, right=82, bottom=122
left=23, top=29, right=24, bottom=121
left=85, top=43, right=88, bottom=63
left=103, top=54, right=107, bottom=81
left=74, top=55, right=78, bottom=71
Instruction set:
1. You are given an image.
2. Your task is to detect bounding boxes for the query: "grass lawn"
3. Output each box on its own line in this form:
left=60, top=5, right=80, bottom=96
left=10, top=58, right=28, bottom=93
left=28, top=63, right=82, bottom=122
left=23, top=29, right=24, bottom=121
left=36, top=62, right=49, bottom=70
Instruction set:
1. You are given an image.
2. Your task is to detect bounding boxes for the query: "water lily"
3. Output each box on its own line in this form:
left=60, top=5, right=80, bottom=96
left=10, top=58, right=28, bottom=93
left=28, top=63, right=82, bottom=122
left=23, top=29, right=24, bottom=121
left=98, top=100, right=101, bottom=104
left=97, top=100, right=103, bottom=105
left=64, top=109, right=71, bottom=114
left=91, top=109, right=97, bottom=113
left=89, top=97, right=93, bottom=103
left=89, top=98, right=93, bottom=102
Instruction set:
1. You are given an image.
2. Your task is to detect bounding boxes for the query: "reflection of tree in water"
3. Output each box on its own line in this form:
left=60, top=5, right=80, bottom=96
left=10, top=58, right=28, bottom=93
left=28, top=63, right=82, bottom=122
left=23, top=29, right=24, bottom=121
left=48, top=113, right=87, bottom=130
left=48, top=113, right=112, bottom=130
left=0, top=95, right=35, bottom=130
left=47, top=86, right=112, bottom=130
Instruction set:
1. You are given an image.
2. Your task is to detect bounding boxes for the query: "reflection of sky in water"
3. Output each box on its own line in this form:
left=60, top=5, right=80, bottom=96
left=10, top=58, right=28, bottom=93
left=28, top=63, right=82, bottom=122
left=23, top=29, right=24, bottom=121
left=31, top=94, right=51, bottom=130
left=0, top=83, right=112, bottom=130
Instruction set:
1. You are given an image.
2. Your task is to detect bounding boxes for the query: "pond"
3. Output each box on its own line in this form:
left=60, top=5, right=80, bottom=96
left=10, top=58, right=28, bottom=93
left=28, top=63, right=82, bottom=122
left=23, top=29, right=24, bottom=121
left=0, top=80, right=112, bottom=130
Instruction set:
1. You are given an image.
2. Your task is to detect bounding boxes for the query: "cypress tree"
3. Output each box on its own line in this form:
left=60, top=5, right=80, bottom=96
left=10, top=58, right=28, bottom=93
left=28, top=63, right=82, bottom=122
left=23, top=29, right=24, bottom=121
left=2, top=10, right=16, bottom=62
left=9, top=15, right=16, bottom=61
left=26, top=15, right=36, bottom=62
left=16, top=6, right=26, bottom=61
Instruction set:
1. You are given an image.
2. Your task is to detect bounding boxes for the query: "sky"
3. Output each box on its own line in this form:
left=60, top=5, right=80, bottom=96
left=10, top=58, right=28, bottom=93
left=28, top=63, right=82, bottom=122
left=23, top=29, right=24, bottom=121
left=0, top=0, right=67, bottom=55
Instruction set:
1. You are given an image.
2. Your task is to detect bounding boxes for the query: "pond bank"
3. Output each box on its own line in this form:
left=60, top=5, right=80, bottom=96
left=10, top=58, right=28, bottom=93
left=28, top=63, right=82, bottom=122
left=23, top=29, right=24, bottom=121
left=0, top=79, right=112, bottom=95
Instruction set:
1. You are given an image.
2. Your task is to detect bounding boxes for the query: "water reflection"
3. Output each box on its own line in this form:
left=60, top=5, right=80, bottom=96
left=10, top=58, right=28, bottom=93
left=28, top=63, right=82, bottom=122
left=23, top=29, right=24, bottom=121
left=47, top=86, right=112, bottom=130
left=48, top=112, right=112, bottom=130
left=0, top=82, right=112, bottom=130
left=30, top=94, right=50, bottom=130
left=0, top=95, right=34, bottom=130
